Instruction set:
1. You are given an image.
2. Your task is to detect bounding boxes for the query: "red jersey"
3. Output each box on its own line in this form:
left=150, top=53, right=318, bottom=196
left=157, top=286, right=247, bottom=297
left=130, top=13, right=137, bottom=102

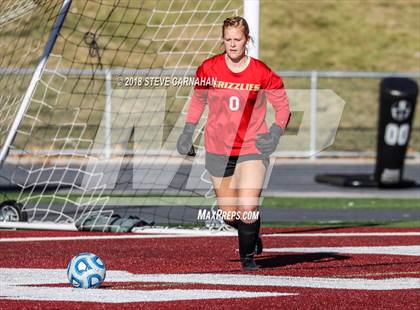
left=186, top=54, right=290, bottom=156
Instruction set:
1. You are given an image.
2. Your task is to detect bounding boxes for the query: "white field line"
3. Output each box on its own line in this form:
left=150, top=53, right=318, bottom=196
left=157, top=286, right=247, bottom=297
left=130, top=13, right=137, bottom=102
left=264, top=246, right=420, bottom=256
left=266, top=232, right=420, bottom=237
left=0, top=233, right=235, bottom=243
left=3, top=268, right=420, bottom=291
left=1, top=231, right=420, bottom=243
left=0, top=286, right=290, bottom=303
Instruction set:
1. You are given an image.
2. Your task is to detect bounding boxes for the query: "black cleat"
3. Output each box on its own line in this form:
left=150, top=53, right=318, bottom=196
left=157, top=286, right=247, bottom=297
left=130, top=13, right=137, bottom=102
left=241, top=254, right=260, bottom=271
left=255, top=236, right=263, bottom=255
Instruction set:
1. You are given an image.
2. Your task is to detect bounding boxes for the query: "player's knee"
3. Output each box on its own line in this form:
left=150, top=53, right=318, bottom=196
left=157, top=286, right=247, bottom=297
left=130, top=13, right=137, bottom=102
left=217, top=197, right=238, bottom=208
left=237, top=196, right=259, bottom=208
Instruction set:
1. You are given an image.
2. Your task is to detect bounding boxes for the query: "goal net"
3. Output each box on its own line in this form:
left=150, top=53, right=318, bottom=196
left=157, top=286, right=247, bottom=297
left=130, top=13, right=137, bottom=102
left=0, top=0, right=242, bottom=231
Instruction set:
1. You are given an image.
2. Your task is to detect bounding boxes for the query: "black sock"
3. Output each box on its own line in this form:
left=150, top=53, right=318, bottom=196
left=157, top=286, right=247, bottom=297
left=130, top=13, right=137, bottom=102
left=255, top=216, right=261, bottom=239
left=224, top=219, right=238, bottom=230
left=238, top=220, right=258, bottom=258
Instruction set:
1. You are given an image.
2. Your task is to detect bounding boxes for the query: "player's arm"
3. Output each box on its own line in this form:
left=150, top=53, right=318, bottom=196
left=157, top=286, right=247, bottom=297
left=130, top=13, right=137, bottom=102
left=255, top=69, right=291, bottom=156
left=177, top=65, right=208, bottom=156
left=186, top=65, right=208, bottom=125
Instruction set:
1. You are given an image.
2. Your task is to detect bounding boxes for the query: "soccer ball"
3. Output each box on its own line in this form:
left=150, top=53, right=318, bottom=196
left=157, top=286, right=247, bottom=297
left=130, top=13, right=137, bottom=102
left=67, top=252, right=106, bottom=288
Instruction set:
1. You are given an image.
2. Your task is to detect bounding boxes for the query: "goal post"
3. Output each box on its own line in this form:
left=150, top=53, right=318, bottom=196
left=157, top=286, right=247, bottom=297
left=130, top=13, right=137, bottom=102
left=0, top=0, right=72, bottom=168
left=0, top=0, right=258, bottom=231
left=244, top=0, right=259, bottom=59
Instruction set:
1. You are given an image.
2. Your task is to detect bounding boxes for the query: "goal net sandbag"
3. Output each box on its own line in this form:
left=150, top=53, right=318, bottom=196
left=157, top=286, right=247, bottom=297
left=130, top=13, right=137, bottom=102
left=0, top=0, right=242, bottom=230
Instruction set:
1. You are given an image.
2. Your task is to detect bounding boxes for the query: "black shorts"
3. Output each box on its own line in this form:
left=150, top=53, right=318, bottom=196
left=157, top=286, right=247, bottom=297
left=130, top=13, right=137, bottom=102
left=205, top=152, right=269, bottom=177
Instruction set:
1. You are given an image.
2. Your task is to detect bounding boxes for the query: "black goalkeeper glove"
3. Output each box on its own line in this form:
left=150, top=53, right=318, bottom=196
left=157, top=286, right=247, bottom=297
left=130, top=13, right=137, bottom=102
left=177, top=123, right=196, bottom=156
left=255, top=123, right=283, bottom=156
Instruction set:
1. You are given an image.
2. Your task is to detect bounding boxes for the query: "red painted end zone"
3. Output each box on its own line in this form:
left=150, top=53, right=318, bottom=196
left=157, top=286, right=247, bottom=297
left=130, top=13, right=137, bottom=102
left=0, top=227, right=419, bottom=309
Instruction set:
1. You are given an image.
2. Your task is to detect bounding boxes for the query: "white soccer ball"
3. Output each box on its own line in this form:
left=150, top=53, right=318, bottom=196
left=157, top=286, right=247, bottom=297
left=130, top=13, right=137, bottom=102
left=67, top=252, right=106, bottom=288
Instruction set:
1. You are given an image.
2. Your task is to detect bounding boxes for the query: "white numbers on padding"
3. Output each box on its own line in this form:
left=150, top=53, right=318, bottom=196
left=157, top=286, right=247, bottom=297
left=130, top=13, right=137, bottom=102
left=229, top=96, right=240, bottom=111
left=384, top=123, right=409, bottom=146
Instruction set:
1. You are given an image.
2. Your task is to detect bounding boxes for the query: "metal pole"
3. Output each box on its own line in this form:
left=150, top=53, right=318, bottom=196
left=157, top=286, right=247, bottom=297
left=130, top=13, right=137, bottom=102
left=310, top=71, right=318, bottom=158
left=0, top=0, right=73, bottom=167
left=244, top=0, right=259, bottom=59
left=104, top=69, right=112, bottom=159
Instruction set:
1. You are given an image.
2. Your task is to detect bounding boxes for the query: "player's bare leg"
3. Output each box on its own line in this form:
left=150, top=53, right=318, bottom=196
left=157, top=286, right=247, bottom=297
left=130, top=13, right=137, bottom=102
left=235, top=160, right=267, bottom=270
left=211, top=175, right=239, bottom=228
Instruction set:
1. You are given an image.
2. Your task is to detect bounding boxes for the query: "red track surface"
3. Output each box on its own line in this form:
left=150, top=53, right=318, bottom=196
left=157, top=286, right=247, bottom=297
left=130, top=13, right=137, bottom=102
left=1, top=227, right=419, bottom=309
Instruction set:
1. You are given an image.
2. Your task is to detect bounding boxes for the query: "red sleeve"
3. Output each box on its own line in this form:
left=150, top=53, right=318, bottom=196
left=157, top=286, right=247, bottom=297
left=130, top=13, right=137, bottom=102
left=263, top=69, right=291, bottom=130
left=186, top=65, right=207, bottom=124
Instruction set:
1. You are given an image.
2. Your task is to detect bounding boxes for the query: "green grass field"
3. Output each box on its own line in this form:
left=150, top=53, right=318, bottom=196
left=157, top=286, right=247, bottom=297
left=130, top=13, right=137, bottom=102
left=264, top=220, right=420, bottom=228
left=260, top=0, right=419, bottom=72
left=262, top=197, right=420, bottom=209
left=262, top=197, right=420, bottom=228
left=259, top=0, right=420, bottom=152
left=262, top=197, right=420, bottom=227
left=3, top=190, right=419, bottom=227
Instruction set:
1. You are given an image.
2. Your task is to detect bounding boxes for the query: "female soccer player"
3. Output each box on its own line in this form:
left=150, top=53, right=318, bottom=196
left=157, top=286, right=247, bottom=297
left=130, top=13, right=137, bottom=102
left=177, top=16, right=290, bottom=270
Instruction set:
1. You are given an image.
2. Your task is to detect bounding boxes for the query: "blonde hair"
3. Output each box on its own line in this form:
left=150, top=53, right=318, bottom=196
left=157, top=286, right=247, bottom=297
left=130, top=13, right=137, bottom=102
left=222, top=16, right=251, bottom=41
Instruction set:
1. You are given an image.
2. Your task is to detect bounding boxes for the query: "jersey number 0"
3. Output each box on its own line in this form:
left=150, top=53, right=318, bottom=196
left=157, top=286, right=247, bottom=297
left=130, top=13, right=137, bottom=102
left=229, top=96, right=240, bottom=111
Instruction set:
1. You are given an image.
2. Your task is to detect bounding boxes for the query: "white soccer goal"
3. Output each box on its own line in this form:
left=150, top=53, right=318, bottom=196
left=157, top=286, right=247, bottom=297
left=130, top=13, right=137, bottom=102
left=0, top=0, right=261, bottom=231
